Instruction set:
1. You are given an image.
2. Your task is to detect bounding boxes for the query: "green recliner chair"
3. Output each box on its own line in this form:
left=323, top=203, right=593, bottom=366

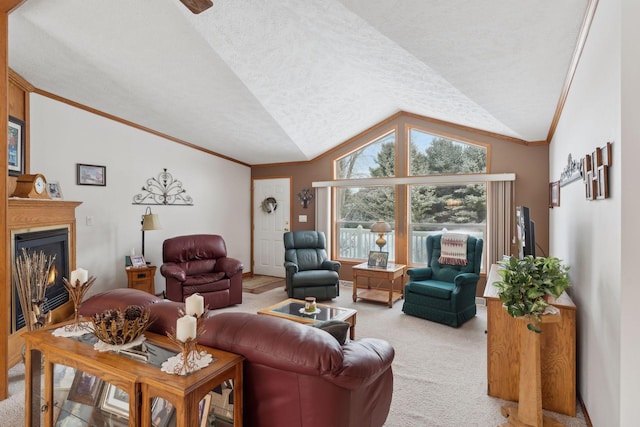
left=402, top=234, right=483, bottom=327
left=284, top=230, right=340, bottom=300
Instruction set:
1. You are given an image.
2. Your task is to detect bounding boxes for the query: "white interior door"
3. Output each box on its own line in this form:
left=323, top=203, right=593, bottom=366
left=253, top=178, right=290, bottom=277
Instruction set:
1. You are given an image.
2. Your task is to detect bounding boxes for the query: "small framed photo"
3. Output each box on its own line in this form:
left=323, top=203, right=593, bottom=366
left=77, top=163, right=106, bottom=186
left=56, top=400, right=95, bottom=427
left=47, top=181, right=64, bottom=199
left=199, top=394, right=212, bottom=427
left=131, top=255, right=146, bottom=268
left=8, top=116, right=25, bottom=176
left=549, top=181, right=560, bottom=208
left=67, top=371, right=104, bottom=407
left=151, top=397, right=175, bottom=427
left=596, top=165, right=609, bottom=199
left=54, top=364, right=77, bottom=390
left=601, top=142, right=612, bottom=166
left=100, top=384, right=129, bottom=419
left=209, top=380, right=234, bottom=421
left=367, top=251, right=389, bottom=268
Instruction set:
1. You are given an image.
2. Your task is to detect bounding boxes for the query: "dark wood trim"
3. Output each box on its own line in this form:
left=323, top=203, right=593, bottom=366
left=546, top=0, right=600, bottom=143
left=0, top=8, right=10, bottom=402
left=252, top=111, right=545, bottom=168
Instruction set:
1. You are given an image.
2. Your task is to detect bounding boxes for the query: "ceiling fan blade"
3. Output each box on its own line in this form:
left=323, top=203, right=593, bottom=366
left=180, top=0, right=213, bottom=14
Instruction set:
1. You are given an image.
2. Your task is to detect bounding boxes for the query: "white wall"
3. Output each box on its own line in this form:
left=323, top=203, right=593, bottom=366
left=619, top=0, right=640, bottom=425
left=29, top=94, right=251, bottom=296
left=549, top=0, right=636, bottom=425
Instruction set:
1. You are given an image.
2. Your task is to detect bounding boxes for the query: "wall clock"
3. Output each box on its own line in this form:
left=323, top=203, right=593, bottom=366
left=12, top=173, right=51, bottom=199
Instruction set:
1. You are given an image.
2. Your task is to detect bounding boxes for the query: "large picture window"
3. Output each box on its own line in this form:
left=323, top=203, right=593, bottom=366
left=332, top=124, right=488, bottom=269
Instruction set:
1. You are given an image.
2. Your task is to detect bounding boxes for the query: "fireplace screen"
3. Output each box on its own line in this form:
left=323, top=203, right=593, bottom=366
left=13, top=228, right=70, bottom=332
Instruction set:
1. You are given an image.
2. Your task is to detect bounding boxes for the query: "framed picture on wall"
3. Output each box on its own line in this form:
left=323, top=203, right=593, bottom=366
left=8, top=116, right=25, bottom=177
left=549, top=181, right=560, bottom=208
left=77, top=163, right=106, bottom=186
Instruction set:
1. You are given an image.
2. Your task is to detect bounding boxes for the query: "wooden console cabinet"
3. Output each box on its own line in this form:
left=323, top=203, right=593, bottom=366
left=485, top=264, right=576, bottom=416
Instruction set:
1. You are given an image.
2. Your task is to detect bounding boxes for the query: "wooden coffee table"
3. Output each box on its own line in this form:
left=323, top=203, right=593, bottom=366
left=258, top=298, right=357, bottom=340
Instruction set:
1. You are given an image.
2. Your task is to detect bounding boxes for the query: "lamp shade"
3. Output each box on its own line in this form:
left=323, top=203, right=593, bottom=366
left=141, top=212, right=162, bottom=231
left=141, top=214, right=161, bottom=231
left=371, top=220, right=392, bottom=233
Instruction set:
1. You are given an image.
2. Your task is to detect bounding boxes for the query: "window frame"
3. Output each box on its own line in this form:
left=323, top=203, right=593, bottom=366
left=329, top=121, right=492, bottom=270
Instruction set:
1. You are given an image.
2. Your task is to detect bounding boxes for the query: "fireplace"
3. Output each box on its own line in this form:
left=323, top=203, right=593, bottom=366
left=12, top=227, right=70, bottom=332
left=5, top=199, right=81, bottom=368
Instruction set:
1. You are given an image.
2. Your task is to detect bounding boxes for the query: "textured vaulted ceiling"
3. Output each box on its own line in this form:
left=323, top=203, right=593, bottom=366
left=9, top=0, right=590, bottom=165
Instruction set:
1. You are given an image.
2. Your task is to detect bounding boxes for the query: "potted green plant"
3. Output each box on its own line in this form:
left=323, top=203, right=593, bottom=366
left=494, top=255, right=570, bottom=333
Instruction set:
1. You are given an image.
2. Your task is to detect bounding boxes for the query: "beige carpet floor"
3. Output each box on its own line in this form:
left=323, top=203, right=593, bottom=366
left=0, top=283, right=588, bottom=426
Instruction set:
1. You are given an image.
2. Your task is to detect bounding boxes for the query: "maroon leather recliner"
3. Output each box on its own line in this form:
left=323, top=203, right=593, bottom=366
left=79, top=288, right=395, bottom=427
left=159, top=234, right=243, bottom=309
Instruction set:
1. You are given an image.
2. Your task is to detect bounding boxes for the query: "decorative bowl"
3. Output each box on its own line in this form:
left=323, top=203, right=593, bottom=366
left=90, top=305, right=151, bottom=346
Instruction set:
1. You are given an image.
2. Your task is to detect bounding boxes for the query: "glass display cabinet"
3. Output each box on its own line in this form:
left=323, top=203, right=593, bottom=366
left=23, top=323, right=243, bottom=427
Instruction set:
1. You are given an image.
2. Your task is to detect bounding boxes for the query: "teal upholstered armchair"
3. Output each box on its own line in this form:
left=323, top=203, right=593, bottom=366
left=284, top=231, right=340, bottom=300
left=402, top=234, right=483, bottom=327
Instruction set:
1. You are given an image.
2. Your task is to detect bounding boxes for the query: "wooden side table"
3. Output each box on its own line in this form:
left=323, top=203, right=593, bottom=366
left=352, top=262, right=405, bottom=308
left=125, top=265, right=156, bottom=294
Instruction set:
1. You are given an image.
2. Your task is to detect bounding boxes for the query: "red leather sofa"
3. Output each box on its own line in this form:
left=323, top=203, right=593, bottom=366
left=79, top=288, right=395, bottom=427
left=160, top=234, right=243, bottom=309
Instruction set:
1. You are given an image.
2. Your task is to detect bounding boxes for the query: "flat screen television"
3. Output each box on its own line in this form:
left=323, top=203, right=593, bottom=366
left=515, top=206, right=536, bottom=258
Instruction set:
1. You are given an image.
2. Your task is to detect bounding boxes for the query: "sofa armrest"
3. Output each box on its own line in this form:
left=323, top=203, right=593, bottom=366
left=321, top=260, right=341, bottom=272
left=328, top=338, right=394, bottom=390
left=407, top=267, right=432, bottom=281
left=215, top=256, right=243, bottom=278
left=454, top=272, right=479, bottom=287
left=284, top=261, right=299, bottom=274
left=160, top=263, right=186, bottom=282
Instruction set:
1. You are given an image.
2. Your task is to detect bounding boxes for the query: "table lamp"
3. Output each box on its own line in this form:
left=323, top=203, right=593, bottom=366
left=371, top=220, right=392, bottom=251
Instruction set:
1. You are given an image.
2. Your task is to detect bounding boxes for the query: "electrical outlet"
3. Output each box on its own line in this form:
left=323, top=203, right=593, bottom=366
left=86, top=216, right=94, bottom=226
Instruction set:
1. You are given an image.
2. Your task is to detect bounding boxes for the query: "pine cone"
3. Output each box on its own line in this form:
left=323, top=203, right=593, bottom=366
left=124, top=305, right=143, bottom=321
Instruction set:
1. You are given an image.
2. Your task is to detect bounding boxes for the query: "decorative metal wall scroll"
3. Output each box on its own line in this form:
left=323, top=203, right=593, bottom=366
left=582, top=142, right=612, bottom=201
left=296, top=188, right=314, bottom=209
left=132, top=168, right=193, bottom=205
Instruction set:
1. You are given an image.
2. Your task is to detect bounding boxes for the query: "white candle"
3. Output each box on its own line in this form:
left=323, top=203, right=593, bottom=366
left=176, top=315, right=197, bottom=342
left=69, top=268, right=89, bottom=287
left=77, top=268, right=89, bottom=284
left=185, top=294, right=204, bottom=317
